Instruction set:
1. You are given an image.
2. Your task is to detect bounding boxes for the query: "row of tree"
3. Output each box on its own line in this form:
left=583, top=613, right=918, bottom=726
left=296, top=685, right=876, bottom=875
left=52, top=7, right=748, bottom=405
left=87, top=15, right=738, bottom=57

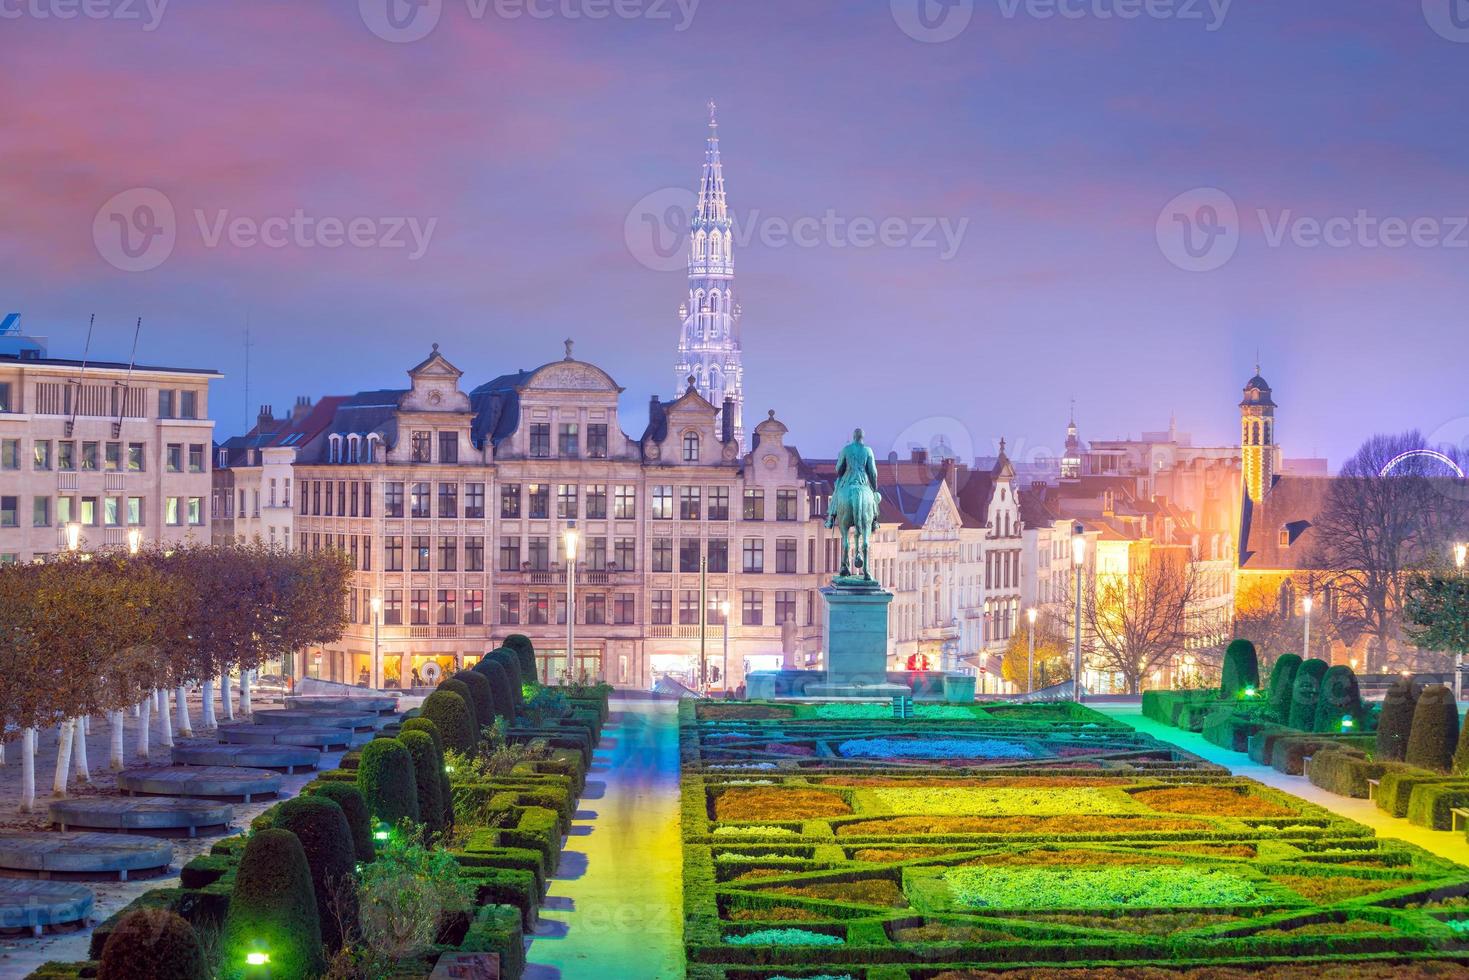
left=0, top=544, right=352, bottom=810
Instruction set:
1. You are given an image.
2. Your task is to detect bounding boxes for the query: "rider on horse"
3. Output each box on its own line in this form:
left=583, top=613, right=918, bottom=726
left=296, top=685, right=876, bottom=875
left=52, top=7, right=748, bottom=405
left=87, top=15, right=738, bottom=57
left=825, top=428, right=882, bottom=533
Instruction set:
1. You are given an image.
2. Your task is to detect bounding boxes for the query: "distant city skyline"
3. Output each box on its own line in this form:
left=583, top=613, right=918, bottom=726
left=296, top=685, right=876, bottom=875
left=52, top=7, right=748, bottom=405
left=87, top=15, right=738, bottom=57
left=4, top=0, right=1467, bottom=469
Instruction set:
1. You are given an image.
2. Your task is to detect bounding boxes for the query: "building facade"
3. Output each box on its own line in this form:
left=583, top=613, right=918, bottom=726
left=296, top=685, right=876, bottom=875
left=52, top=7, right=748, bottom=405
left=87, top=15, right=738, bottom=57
left=212, top=397, right=341, bottom=549
left=286, top=343, right=829, bottom=690
left=0, top=329, right=219, bottom=562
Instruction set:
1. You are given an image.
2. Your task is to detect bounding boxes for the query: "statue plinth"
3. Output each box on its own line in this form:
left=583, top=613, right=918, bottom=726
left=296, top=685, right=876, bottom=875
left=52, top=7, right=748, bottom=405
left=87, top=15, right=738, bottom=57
left=809, top=580, right=908, bottom=698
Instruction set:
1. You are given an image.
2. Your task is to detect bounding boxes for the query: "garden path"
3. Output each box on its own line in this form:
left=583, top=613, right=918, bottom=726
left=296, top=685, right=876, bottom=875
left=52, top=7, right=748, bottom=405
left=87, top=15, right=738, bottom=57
left=1098, top=702, right=1469, bottom=867
left=526, top=698, right=684, bottom=980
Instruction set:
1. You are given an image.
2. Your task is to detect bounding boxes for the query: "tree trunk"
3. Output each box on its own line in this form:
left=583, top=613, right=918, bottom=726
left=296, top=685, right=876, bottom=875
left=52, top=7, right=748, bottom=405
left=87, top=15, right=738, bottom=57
left=220, top=672, right=234, bottom=722
left=110, top=710, right=126, bottom=770
left=53, top=719, right=75, bottom=797
left=74, top=716, right=91, bottom=784
left=201, top=680, right=216, bottom=729
left=136, top=696, right=152, bottom=758
left=130, top=703, right=139, bottom=718
left=240, top=671, right=252, bottom=715
left=19, top=728, right=36, bottom=813
left=157, top=689, right=174, bottom=748
left=175, top=685, right=193, bottom=737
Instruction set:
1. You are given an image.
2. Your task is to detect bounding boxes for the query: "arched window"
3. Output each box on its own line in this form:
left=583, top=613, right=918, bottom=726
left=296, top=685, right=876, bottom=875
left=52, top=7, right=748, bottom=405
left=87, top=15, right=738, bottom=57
left=366, top=434, right=380, bottom=463
left=683, top=431, right=700, bottom=463
left=348, top=434, right=361, bottom=464
left=1278, top=579, right=1296, bottom=619
left=710, top=292, right=720, bottom=313
left=328, top=434, right=342, bottom=464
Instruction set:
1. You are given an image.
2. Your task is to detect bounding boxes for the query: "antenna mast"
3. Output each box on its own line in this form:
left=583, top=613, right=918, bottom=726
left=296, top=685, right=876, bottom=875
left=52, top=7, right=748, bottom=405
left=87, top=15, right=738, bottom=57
left=114, top=317, right=142, bottom=438
left=67, top=314, right=95, bottom=438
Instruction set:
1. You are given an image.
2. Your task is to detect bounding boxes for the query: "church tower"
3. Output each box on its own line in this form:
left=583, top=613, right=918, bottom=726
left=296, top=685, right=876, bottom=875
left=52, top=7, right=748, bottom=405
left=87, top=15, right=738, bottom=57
left=675, top=101, right=744, bottom=448
left=1240, top=369, right=1277, bottom=503
left=1061, top=400, right=1082, bottom=480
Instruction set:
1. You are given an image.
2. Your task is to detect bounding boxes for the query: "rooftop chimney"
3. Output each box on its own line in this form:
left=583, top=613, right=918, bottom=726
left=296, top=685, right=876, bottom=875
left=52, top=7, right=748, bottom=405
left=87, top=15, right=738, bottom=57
left=911, top=448, right=928, bottom=465
left=257, top=405, right=274, bottom=429
left=291, top=396, right=313, bottom=422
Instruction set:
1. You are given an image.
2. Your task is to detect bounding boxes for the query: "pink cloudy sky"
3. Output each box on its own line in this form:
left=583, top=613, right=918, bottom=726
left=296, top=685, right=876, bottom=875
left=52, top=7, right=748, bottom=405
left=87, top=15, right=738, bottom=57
left=3, top=0, right=1467, bottom=467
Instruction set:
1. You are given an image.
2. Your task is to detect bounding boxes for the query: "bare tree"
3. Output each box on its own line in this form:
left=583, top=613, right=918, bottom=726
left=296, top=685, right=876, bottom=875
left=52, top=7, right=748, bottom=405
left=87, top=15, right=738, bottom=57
left=1309, top=432, right=1469, bottom=672
left=1083, top=547, right=1207, bottom=694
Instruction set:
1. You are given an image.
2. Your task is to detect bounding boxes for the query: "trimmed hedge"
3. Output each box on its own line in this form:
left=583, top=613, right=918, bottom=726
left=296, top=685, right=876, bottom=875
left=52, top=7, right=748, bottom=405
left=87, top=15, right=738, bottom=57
left=1141, top=690, right=1216, bottom=729
left=1286, top=658, right=1329, bottom=730
left=399, top=728, right=448, bottom=836
left=439, top=677, right=481, bottom=733
left=1376, top=677, right=1419, bottom=763
left=477, top=657, right=516, bottom=724
left=401, top=716, right=445, bottom=758
left=1375, top=765, right=1469, bottom=818
left=218, top=828, right=324, bottom=980
left=486, top=648, right=526, bottom=709
left=422, top=689, right=478, bottom=755
left=97, top=908, right=207, bottom=980
left=402, top=716, right=454, bottom=829
left=1406, top=684, right=1460, bottom=773
left=1306, top=745, right=1389, bottom=798
left=1406, top=782, right=1469, bottom=830
left=305, top=782, right=376, bottom=865
left=1264, top=653, right=1302, bottom=722
left=272, top=795, right=357, bottom=951
left=1312, top=664, right=1364, bottom=733
left=357, top=737, right=421, bottom=826
left=1219, top=638, right=1259, bottom=700
left=503, top=633, right=537, bottom=681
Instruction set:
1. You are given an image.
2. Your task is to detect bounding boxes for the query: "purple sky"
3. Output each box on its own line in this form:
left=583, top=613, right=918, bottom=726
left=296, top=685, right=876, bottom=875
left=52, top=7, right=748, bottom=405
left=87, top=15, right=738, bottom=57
left=4, top=0, right=1467, bottom=469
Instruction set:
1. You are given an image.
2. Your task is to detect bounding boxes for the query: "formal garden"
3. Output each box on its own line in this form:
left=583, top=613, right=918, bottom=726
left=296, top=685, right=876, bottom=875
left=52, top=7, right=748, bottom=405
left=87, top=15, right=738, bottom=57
left=15, top=612, right=609, bottom=979
left=680, top=693, right=1469, bottom=978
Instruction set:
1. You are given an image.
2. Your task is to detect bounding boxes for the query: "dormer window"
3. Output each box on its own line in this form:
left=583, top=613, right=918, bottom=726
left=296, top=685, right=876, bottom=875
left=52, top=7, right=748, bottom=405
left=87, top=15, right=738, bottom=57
left=348, top=434, right=361, bottom=464
left=1278, top=528, right=1290, bottom=547
left=683, top=431, right=700, bottom=463
left=328, top=434, right=342, bottom=464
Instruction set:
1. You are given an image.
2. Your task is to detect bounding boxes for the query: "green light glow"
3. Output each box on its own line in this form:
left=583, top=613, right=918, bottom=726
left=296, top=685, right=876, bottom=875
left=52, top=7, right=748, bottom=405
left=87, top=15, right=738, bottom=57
left=246, top=952, right=270, bottom=966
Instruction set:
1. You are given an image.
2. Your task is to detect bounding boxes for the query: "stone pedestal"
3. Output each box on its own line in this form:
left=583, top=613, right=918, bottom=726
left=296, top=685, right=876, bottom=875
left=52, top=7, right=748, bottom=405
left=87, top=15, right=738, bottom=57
left=820, top=581, right=899, bottom=692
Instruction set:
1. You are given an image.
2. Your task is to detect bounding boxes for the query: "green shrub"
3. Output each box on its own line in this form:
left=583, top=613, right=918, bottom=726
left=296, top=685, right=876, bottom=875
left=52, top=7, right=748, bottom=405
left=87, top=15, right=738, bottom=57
left=451, top=670, right=497, bottom=730
left=399, top=729, right=447, bottom=836
left=357, top=827, right=475, bottom=961
left=1219, top=639, right=1259, bottom=700
left=439, top=677, right=481, bottom=733
left=1376, top=677, right=1419, bottom=763
left=1406, top=783, right=1469, bottom=830
left=1377, top=765, right=1468, bottom=818
left=400, top=717, right=444, bottom=758
left=1306, top=745, right=1386, bottom=798
left=483, top=648, right=526, bottom=709
left=307, top=782, right=376, bottom=865
left=1406, top=684, right=1460, bottom=773
left=219, top=828, right=324, bottom=980
left=503, top=633, right=537, bottom=681
left=357, top=737, right=420, bottom=827
left=421, top=689, right=477, bottom=755
left=1286, top=658, right=1329, bottom=730
left=97, top=908, right=206, bottom=980
left=272, top=795, right=357, bottom=951
left=1311, top=664, right=1364, bottom=733
left=477, top=658, right=516, bottom=724
left=1264, top=653, right=1302, bottom=722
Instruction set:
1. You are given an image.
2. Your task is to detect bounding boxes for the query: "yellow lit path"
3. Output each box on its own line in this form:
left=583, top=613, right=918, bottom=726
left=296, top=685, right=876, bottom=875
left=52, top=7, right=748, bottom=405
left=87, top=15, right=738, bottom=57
left=525, top=699, right=684, bottom=980
left=1096, top=703, right=1469, bottom=867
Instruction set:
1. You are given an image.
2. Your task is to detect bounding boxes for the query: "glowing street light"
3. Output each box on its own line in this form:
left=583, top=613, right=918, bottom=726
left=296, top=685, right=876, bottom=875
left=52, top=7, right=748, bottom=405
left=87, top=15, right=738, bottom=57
left=246, top=952, right=270, bottom=967
left=370, top=595, right=382, bottom=690
left=1071, top=523, right=1087, bottom=703
left=1302, top=594, right=1313, bottom=661
left=126, top=528, right=142, bottom=555
left=65, top=522, right=82, bottom=552
left=720, top=600, right=731, bottom=699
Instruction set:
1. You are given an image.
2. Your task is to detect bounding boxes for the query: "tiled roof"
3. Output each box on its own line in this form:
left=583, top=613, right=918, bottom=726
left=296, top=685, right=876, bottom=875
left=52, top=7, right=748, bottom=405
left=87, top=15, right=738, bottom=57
left=1238, top=475, right=1332, bottom=570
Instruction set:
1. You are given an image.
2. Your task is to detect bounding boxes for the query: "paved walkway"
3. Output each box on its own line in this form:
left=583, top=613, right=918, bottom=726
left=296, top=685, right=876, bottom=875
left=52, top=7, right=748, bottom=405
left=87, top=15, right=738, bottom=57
left=1095, top=703, right=1469, bottom=866
left=526, top=699, right=684, bottom=980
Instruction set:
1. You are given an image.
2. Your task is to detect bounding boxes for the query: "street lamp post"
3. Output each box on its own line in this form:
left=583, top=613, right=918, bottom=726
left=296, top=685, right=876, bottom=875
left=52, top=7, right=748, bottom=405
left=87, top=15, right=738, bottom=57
left=1071, top=523, right=1086, bottom=703
left=564, top=528, right=578, bottom=686
left=698, top=555, right=708, bottom=694
left=126, top=528, right=142, bottom=555
left=1455, top=543, right=1466, bottom=701
left=370, top=596, right=382, bottom=690
left=720, top=600, right=731, bottom=699
left=1026, top=607, right=1037, bottom=695
left=1302, top=595, right=1313, bottom=663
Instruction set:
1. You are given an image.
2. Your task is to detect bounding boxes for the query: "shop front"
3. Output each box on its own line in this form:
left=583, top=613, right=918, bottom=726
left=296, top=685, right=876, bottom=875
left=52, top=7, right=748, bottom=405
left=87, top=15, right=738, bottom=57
left=535, top=646, right=604, bottom=686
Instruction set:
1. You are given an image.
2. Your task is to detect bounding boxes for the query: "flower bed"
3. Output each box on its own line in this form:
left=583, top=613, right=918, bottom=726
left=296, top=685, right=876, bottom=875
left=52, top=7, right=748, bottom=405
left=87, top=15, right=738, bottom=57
left=679, top=698, right=1469, bottom=978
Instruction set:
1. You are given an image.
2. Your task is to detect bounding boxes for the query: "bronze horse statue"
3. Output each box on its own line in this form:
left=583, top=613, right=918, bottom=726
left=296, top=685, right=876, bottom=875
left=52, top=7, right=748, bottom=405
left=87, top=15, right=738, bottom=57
left=825, top=428, right=883, bottom=579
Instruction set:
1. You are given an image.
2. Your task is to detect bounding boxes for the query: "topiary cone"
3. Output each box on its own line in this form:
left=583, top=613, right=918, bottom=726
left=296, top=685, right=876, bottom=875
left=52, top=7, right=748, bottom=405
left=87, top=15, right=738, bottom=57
left=272, top=795, right=358, bottom=951
left=503, top=633, right=537, bottom=681
left=420, top=689, right=476, bottom=755
left=219, top=828, right=325, bottom=980
left=1376, top=677, right=1419, bottom=763
left=1287, top=658, right=1330, bottom=730
left=356, top=737, right=421, bottom=827
left=308, top=781, right=376, bottom=864
left=482, top=648, right=525, bottom=708
left=98, top=908, right=207, bottom=980
left=438, top=677, right=480, bottom=733
left=1406, top=684, right=1460, bottom=774
left=1312, top=664, right=1364, bottom=733
left=450, top=670, right=496, bottom=733
left=1265, top=653, right=1302, bottom=723
left=1220, top=638, right=1260, bottom=700
left=476, top=658, right=516, bottom=725
left=398, top=729, right=447, bottom=837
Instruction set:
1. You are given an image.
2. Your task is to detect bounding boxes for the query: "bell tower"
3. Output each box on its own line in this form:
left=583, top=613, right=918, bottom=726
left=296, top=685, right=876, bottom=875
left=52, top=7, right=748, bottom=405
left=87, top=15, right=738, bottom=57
left=1240, top=367, right=1277, bottom=503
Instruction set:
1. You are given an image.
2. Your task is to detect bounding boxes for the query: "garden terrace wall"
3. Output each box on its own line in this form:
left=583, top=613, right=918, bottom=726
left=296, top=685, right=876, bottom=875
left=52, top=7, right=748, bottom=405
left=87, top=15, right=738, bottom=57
left=679, top=699, right=1469, bottom=977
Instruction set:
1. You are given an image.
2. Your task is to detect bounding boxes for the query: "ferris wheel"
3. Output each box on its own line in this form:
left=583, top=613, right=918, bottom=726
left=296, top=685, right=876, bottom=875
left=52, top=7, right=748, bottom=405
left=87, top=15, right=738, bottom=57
left=1378, top=448, right=1466, bottom=479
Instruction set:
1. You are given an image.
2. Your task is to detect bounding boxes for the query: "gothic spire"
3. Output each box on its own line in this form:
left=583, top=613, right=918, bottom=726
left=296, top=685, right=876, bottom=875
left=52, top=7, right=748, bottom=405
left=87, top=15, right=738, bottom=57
left=696, top=99, right=728, bottom=225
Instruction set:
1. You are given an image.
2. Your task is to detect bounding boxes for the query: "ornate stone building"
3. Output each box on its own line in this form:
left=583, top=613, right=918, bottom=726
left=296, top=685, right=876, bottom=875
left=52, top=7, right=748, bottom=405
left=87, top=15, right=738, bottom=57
left=674, top=102, right=745, bottom=448
left=285, top=343, right=829, bottom=689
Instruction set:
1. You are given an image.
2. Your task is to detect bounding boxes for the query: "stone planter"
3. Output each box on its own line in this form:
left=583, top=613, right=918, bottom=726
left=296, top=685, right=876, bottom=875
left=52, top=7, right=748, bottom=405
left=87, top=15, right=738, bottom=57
left=943, top=674, right=977, bottom=703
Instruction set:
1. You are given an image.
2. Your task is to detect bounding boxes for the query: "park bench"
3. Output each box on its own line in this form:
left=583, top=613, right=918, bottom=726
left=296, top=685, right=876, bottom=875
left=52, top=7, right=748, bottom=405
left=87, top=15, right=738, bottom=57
left=1452, top=807, right=1469, bottom=832
left=1367, top=778, right=1381, bottom=800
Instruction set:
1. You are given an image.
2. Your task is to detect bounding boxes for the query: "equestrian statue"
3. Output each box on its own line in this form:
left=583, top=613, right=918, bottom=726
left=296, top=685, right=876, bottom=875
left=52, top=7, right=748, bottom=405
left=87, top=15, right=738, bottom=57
left=824, top=428, right=883, bottom=580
